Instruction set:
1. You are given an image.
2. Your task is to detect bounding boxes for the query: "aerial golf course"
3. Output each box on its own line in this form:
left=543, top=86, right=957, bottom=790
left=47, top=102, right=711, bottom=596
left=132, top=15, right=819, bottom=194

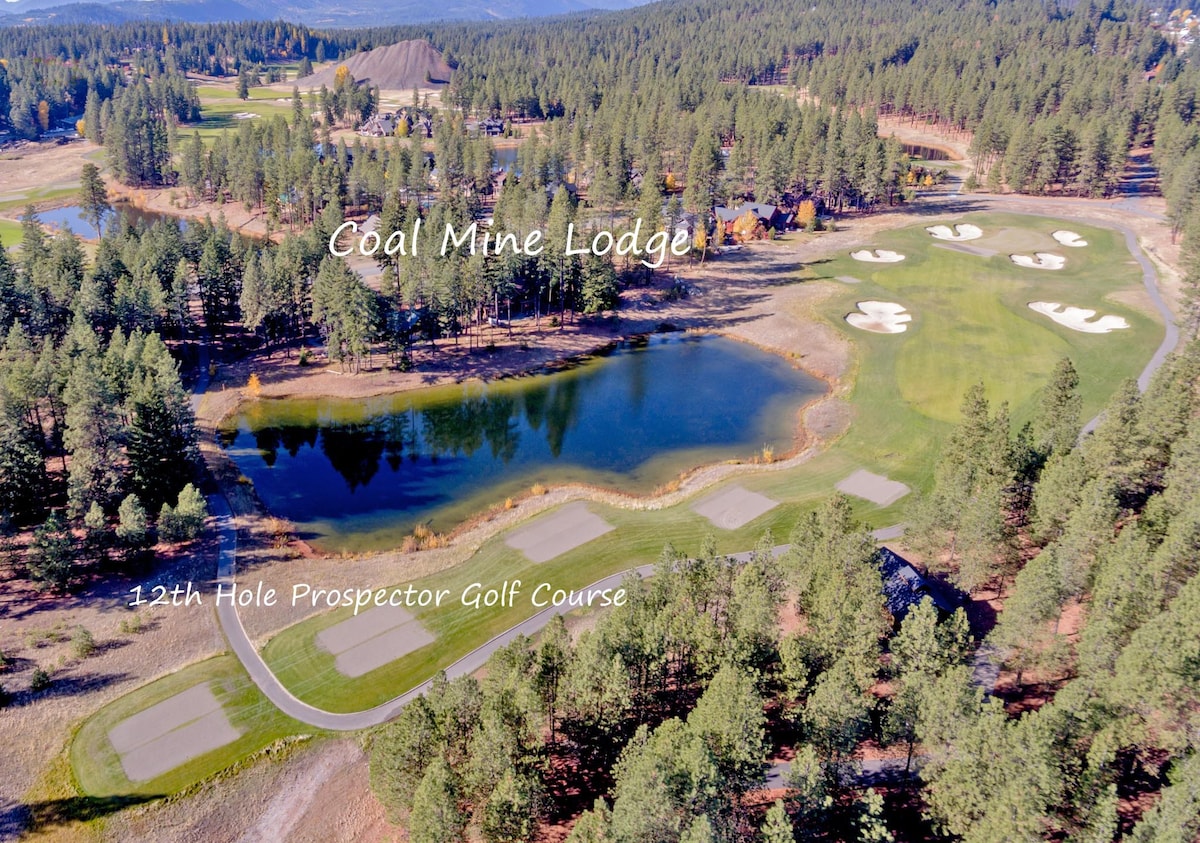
left=70, top=211, right=1164, bottom=797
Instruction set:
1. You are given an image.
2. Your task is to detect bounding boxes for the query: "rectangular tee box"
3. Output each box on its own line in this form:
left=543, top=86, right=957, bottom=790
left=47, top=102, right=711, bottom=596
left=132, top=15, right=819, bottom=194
left=504, top=501, right=615, bottom=563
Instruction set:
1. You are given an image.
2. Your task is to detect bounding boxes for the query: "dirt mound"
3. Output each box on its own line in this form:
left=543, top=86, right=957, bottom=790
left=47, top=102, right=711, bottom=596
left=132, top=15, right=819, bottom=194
left=297, top=40, right=453, bottom=90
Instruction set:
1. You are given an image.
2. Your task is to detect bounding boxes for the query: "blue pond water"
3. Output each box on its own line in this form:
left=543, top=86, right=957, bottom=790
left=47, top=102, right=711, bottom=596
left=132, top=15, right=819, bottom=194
left=220, top=334, right=822, bottom=551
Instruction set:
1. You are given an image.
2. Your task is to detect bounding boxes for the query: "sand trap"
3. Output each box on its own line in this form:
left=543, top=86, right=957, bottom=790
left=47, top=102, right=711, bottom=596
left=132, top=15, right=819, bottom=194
left=1028, top=302, right=1129, bottom=333
left=692, top=485, right=779, bottom=530
left=836, top=469, right=911, bottom=506
left=317, top=604, right=436, bottom=678
left=1051, top=230, right=1087, bottom=247
left=505, top=501, right=615, bottom=563
left=845, top=301, right=912, bottom=334
left=926, top=223, right=982, bottom=241
left=108, top=684, right=241, bottom=782
left=850, top=249, right=905, bottom=263
left=232, top=112, right=259, bottom=120
left=1010, top=253, right=1065, bottom=270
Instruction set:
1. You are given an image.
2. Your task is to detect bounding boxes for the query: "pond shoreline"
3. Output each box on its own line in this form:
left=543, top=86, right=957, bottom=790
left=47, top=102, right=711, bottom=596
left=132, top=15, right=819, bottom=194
left=213, top=326, right=838, bottom=555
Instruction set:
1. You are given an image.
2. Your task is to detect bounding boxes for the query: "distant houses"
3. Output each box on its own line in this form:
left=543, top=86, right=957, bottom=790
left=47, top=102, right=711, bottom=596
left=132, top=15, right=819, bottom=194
left=358, top=108, right=434, bottom=138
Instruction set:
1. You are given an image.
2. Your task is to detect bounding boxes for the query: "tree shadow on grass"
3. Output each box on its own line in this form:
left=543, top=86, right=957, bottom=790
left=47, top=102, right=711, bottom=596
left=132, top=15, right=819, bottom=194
left=0, top=793, right=161, bottom=838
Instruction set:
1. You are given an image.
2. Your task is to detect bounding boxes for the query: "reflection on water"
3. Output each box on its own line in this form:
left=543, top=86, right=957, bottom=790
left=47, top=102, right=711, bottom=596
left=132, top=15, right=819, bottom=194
left=220, top=334, right=823, bottom=551
left=36, top=202, right=186, bottom=235
left=903, top=143, right=950, bottom=162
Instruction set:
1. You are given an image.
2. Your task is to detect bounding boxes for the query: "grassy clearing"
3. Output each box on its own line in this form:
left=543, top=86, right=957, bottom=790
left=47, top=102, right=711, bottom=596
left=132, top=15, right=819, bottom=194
left=70, top=655, right=314, bottom=797
left=74, top=211, right=1161, bottom=792
left=180, top=98, right=295, bottom=143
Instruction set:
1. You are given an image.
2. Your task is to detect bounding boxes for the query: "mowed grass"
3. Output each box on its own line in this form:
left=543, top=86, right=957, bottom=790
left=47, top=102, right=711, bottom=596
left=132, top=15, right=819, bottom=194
left=74, top=211, right=1163, bottom=792
left=71, top=655, right=314, bottom=797
left=0, top=218, right=22, bottom=247
left=180, top=97, right=296, bottom=142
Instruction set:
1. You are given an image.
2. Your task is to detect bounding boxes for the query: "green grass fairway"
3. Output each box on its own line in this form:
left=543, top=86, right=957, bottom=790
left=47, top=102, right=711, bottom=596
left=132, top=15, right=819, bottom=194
left=0, top=218, right=22, bottom=247
left=71, top=655, right=313, bottom=797
left=180, top=98, right=296, bottom=142
left=73, top=211, right=1164, bottom=794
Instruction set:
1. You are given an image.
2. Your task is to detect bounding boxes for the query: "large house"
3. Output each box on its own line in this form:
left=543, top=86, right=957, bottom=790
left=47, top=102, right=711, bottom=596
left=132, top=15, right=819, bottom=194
left=713, top=202, right=795, bottom=239
left=878, top=547, right=964, bottom=624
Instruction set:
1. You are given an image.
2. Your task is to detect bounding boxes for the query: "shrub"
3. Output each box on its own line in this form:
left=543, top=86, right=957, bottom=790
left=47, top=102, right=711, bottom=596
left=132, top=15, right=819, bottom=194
left=159, top=484, right=207, bottom=543
left=115, top=495, right=149, bottom=548
left=0, top=684, right=9, bottom=708
left=119, top=613, right=144, bottom=635
left=30, top=667, right=51, bottom=693
left=71, top=626, right=96, bottom=659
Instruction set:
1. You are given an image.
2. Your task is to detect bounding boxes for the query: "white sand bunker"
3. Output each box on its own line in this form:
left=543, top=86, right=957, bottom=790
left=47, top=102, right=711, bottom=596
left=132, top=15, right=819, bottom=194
left=1028, top=302, right=1129, bottom=333
left=1051, top=230, right=1088, bottom=248
left=846, top=301, right=912, bottom=334
left=850, top=249, right=905, bottom=263
left=926, top=223, right=982, bottom=241
left=1010, top=253, right=1065, bottom=270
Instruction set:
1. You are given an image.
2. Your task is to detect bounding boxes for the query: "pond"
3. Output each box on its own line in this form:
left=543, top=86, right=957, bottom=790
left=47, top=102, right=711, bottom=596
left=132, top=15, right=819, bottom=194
left=219, top=334, right=823, bottom=552
left=34, top=202, right=185, bottom=236
left=902, top=143, right=951, bottom=162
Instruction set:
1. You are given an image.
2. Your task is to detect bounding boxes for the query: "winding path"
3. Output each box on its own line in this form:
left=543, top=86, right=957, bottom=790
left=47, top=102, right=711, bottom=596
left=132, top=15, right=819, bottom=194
left=201, top=197, right=1178, bottom=733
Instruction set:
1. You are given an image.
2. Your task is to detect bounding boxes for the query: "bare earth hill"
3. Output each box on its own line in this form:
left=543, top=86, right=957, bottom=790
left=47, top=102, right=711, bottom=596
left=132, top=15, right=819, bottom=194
left=296, top=40, right=454, bottom=90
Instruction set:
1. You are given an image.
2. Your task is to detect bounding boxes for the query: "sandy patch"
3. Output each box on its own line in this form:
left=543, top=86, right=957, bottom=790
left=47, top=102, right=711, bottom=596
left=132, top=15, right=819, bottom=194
left=926, top=223, right=982, bottom=241
left=1010, top=253, right=1065, bottom=270
left=316, top=604, right=435, bottom=678
left=692, top=485, right=779, bottom=530
left=232, top=112, right=259, bottom=120
left=1027, top=302, right=1129, bottom=333
left=850, top=249, right=905, bottom=263
left=835, top=275, right=863, bottom=284
left=835, top=469, right=911, bottom=506
left=1051, top=230, right=1087, bottom=247
left=845, top=301, right=912, bottom=334
left=108, top=684, right=240, bottom=782
left=504, top=501, right=615, bottom=563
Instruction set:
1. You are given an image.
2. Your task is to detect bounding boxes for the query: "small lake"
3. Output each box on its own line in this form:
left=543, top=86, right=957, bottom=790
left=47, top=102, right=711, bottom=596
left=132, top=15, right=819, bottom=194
left=220, top=334, right=822, bottom=552
left=35, top=202, right=185, bottom=236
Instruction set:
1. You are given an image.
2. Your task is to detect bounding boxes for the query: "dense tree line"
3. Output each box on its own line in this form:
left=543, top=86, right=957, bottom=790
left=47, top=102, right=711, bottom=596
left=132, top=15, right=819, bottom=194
left=0, top=205, right=221, bottom=590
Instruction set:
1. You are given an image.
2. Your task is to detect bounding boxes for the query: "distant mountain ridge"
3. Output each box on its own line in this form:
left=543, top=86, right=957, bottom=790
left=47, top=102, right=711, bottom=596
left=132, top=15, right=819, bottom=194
left=0, top=0, right=656, bottom=25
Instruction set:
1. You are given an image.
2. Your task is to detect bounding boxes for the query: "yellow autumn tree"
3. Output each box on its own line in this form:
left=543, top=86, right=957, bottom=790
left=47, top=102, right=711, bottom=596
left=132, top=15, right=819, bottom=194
left=37, top=101, right=49, bottom=132
left=795, top=199, right=817, bottom=230
left=247, top=373, right=262, bottom=397
left=664, top=172, right=678, bottom=192
left=334, top=65, right=350, bottom=90
left=731, top=210, right=764, bottom=242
